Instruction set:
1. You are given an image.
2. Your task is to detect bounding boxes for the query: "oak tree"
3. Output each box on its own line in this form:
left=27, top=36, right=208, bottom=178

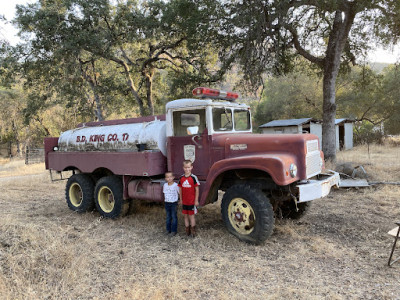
left=223, top=0, right=400, bottom=160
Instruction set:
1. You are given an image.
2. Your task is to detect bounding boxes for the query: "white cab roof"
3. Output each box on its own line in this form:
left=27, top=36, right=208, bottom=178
left=166, top=98, right=249, bottom=111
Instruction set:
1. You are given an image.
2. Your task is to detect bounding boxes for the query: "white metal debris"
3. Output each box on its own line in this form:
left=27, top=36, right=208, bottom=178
left=339, top=179, right=370, bottom=188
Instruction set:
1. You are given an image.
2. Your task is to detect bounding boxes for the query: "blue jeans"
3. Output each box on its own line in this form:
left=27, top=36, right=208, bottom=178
left=165, top=202, right=178, bottom=233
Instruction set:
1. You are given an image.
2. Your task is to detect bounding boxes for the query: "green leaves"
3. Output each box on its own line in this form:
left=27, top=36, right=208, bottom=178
left=254, top=60, right=323, bottom=127
left=10, top=0, right=225, bottom=119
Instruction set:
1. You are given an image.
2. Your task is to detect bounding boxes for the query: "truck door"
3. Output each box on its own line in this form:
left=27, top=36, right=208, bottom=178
left=167, top=109, right=210, bottom=180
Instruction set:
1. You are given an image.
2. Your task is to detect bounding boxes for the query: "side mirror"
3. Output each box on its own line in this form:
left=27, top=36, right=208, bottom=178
left=187, top=126, right=199, bottom=135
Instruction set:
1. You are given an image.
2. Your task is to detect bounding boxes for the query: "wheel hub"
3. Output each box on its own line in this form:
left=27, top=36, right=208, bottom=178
left=228, top=197, right=255, bottom=235
left=234, top=210, right=245, bottom=222
left=98, top=186, right=115, bottom=213
left=69, top=183, right=83, bottom=207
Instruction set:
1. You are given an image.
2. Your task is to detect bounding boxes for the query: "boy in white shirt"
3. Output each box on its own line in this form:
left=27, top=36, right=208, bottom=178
left=163, top=172, right=180, bottom=236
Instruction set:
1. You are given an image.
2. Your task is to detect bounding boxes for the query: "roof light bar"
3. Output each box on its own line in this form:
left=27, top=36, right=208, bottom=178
left=192, top=87, right=239, bottom=101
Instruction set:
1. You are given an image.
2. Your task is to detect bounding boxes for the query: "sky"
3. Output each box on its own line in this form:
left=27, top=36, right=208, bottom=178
left=1, top=0, right=399, bottom=64
left=0, top=0, right=34, bottom=44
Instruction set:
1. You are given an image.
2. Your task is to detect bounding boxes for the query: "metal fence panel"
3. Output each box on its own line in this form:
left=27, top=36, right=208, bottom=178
left=25, top=148, right=45, bottom=164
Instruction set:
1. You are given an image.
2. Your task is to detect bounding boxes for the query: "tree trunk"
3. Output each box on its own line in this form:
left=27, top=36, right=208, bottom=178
left=321, top=8, right=356, bottom=162
left=12, top=120, right=21, bottom=157
left=93, top=93, right=104, bottom=121
left=322, top=33, right=341, bottom=161
left=117, top=60, right=146, bottom=116
left=145, top=71, right=154, bottom=115
left=79, top=58, right=104, bottom=121
left=8, top=141, right=12, bottom=158
left=322, top=67, right=338, bottom=161
left=86, top=80, right=104, bottom=121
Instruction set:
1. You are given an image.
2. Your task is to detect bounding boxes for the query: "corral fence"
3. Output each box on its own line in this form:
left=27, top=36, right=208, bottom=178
left=25, top=148, right=45, bottom=164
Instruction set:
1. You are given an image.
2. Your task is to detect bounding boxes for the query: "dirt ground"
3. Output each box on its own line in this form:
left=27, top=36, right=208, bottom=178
left=1, top=143, right=400, bottom=299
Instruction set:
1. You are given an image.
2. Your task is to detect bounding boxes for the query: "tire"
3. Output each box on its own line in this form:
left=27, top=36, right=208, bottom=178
left=279, top=200, right=311, bottom=219
left=94, top=176, right=128, bottom=218
left=65, top=174, right=95, bottom=213
left=221, top=184, right=274, bottom=244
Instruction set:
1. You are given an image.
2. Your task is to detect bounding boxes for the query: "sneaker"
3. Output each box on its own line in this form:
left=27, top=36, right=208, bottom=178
left=165, top=231, right=171, bottom=235
left=170, top=232, right=177, bottom=237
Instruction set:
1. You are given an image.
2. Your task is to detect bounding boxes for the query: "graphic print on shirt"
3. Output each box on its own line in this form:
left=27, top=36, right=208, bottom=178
left=163, top=182, right=179, bottom=203
left=182, top=179, right=191, bottom=188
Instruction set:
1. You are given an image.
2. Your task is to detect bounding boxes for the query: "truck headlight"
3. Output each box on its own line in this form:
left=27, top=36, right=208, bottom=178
left=289, top=163, right=297, bottom=177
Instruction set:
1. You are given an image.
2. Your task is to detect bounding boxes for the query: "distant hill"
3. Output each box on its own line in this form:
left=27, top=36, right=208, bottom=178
left=369, top=62, right=391, bottom=73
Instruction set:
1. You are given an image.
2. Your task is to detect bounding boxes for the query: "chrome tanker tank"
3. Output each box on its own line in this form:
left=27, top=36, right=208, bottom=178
left=58, top=119, right=167, bottom=156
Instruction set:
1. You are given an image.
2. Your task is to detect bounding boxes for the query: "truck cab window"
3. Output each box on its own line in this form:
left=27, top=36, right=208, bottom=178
left=213, top=108, right=233, bottom=132
left=173, top=109, right=206, bottom=136
left=234, top=110, right=251, bottom=131
left=181, top=113, right=200, bottom=126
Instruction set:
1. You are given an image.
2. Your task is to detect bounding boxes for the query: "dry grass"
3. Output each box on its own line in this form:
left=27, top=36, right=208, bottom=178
left=0, top=159, right=45, bottom=178
left=336, top=141, right=400, bottom=182
left=1, top=144, right=400, bottom=299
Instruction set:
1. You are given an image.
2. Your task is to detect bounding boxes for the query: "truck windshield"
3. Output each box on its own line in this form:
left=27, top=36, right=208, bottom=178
left=212, top=108, right=233, bottom=131
left=213, top=108, right=251, bottom=132
left=234, top=109, right=251, bottom=131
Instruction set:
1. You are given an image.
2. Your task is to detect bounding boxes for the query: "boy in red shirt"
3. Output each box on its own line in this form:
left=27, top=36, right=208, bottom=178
left=178, top=160, right=200, bottom=237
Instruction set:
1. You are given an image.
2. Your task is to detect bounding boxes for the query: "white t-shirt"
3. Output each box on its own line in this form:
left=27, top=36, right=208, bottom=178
left=163, top=182, right=179, bottom=203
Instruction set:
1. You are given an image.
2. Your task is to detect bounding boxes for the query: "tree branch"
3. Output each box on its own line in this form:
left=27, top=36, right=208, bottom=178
left=119, top=46, right=136, bottom=66
left=285, top=24, right=324, bottom=67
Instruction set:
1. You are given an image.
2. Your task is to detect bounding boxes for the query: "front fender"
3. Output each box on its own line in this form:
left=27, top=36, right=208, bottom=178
left=199, top=154, right=299, bottom=205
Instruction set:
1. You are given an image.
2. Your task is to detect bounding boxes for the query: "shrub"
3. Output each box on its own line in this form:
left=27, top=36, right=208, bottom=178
left=353, top=121, right=384, bottom=145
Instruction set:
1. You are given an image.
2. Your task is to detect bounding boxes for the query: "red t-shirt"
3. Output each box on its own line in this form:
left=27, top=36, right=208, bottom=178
left=178, top=174, right=200, bottom=205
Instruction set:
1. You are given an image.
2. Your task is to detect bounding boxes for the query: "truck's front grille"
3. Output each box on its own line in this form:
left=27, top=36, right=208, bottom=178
left=306, top=151, right=321, bottom=178
left=306, top=140, right=319, bottom=153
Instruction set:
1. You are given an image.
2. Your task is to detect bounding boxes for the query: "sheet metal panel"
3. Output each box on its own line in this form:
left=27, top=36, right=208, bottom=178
left=48, top=151, right=167, bottom=176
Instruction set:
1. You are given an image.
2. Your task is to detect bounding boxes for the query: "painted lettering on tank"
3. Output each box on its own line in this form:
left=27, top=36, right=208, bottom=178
left=75, top=134, right=127, bottom=143
left=89, top=134, right=105, bottom=142
left=72, top=133, right=131, bottom=145
left=107, top=134, right=119, bottom=141
left=76, top=136, right=87, bottom=142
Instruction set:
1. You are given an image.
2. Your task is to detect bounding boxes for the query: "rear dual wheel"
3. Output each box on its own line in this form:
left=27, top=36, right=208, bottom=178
left=94, top=176, right=129, bottom=219
left=66, top=174, right=95, bottom=212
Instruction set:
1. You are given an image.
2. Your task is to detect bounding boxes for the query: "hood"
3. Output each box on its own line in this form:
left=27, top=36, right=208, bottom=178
left=211, top=133, right=323, bottom=179
left=212, top=133, right=318, bottom=156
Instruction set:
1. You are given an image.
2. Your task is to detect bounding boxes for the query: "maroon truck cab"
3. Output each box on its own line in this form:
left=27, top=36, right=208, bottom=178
left=45, top=87, right=339, bottom=244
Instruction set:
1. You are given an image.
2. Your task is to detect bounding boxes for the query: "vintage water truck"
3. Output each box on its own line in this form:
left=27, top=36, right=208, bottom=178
left=44, top=87, right=340, bottom=244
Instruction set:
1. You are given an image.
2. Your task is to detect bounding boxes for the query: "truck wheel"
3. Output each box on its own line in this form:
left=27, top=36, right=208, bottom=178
left=279, top=201, right=311, bottom=219
left=221, top=184, right=274, bottom=244
left=94, top=176, right=128, bottom=218
left=65, top=174, right=95, bottom=213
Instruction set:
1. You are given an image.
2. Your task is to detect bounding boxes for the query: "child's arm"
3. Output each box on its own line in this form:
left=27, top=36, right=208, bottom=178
left=195, top=186, right=199, bottom=207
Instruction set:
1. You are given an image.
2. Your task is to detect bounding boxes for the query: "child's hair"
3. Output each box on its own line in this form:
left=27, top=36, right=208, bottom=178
left=165, top=171, right=174, bottom=177
left=183, top=160, right=193, bottom=166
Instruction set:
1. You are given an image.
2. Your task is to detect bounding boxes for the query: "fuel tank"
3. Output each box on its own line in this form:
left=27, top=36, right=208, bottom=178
left=58, top=119, right=167, bottom=156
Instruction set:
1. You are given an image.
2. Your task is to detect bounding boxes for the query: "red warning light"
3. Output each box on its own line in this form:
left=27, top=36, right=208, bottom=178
left=192, top=87, right=239, bottom=101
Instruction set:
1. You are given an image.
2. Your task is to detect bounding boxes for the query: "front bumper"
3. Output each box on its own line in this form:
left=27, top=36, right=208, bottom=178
left=296, top=170, right=340, bottom=203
